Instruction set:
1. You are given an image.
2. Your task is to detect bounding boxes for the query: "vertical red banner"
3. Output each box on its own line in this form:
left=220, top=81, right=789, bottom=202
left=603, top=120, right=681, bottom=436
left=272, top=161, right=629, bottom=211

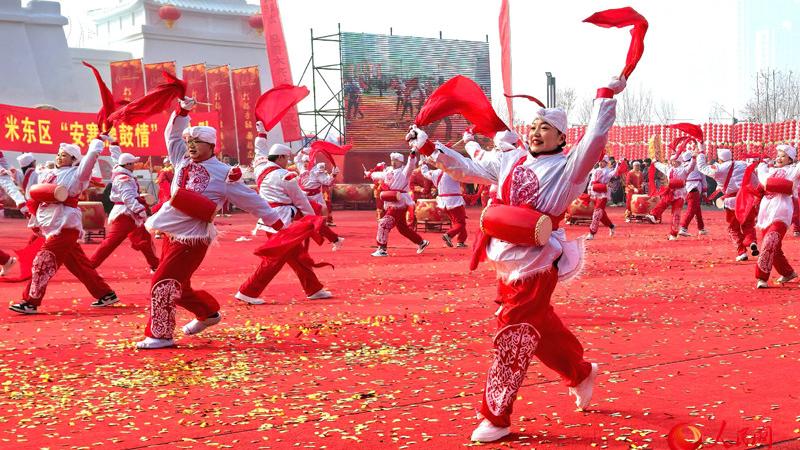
left=206, top=65, right=238, bottom=159
left=499, top=0, right=513, bottom=123
left=231, top=66, right=262, bottom=165
left=144, top=61, right=177, bottom=93
left=110, top=59, right=145, bottom=102
left=260, top=0, right=302, bottom=142
left=182, top=63, right=210, bottom=113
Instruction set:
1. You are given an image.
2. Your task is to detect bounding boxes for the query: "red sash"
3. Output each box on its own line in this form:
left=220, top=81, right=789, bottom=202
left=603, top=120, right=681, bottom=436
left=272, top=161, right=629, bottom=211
left=256, top=165, right=282, bottom=192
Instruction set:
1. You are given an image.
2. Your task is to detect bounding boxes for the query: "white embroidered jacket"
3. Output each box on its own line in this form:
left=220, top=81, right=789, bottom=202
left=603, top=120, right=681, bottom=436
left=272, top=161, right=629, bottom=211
left=431, top=97, right=617, bottom=282
left=370, top=155, right=417, bottom=209
left=34, top=139, right=102, bottom=238
left=253, top=159, right=315, bottom=233
left=145, top=112, right=280, bottom=244
left=696, top=155, right=749, bottom=210
left=653, top=158, right=696, bottom=200
left=588, top=164, right=619, bottom=200
left=420, top=164, right=464, bottom=210
left=299, top=166, right=334, bottom=205
left=755, top=163, right=800, bottom=229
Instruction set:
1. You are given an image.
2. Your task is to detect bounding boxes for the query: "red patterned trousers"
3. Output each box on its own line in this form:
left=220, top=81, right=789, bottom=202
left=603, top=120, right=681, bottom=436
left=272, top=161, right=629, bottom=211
left=756, top=222, right=794, bottom=281
left=652, top=197, right=684, bottom=237
left=238, top=242, right=324, bottom=298
left=680, top=190, right=705, bottom=231
left=725, top=208, right=757, bottom=255
left=376, top=207, right=424, bottom=247
left=589, top=198, right=613, bottom=234
left=444, top=205, right=468, bottom=243
left=145, top=237, right=218, bottom=339
left=480, top=268, right=592, bottom=428
left=23, top=228, right=113, bottom=306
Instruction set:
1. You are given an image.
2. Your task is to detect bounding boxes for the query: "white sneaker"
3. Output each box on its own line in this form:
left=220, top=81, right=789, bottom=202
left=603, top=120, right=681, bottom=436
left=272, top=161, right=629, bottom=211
left=609, top=227, right=615, bottom=237
left=371, top=248, right=388, bottom=257
left=678, top=228, right=692, bottom=237
left=585, top=233, right=595, bottom=240
left=470, top=418, right=510, bottom=443
left=569, top=362, right=599, bottom=410
left=136, top=337, right=175, bottom=349
left=668, top=235, right=679, bottom=241
left=698, top=229, right=708, bottom=235
left=182, top=312, right=222, bottom=335
left=307, top=289, right=332, bottom=300
left=624, top=218, right=631, bottom=223
left=332, top=237, right=344, bottom=252
left=645, top=214, right=657, bottom=224
left=0, top=256, right=17, bottom=276
left=735, top=253, right=748, bottom=262
left=776, top=272, right=798, bottom=284
left=417, top=240, right=430, bottom=254
left=235, top=291, right=266, bottom=305
left=756, top=279, right=769, bottom=289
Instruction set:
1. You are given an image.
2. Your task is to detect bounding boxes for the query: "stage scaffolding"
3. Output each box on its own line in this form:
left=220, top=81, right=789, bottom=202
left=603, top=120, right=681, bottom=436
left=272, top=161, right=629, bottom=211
left=296, top=24, right=345, bottom=145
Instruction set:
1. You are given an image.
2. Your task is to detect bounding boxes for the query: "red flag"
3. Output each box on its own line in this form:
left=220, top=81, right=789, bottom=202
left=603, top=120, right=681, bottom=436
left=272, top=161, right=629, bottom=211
left=254, top=84, right=310, bottom=131
left=110, top=59, right=145, bottom=102
left=182, top=63, right=210, bottom=112
left=415, top=75, right=508, bottom=136
left=499, top=0, right=513, bottom=123
left=231, top=66, right=262, bottom=164
left=583, top=7, right=648, bottom=79
left=260, top=0, right=303, bottom=142
left=668, top=123, right=704, bottom=141
left=308, top=140, right=352, bottom=168
left=504, top=93, right=545, bottom=108
left=207, top=65, right=237, bottom=156
left=82, top=61, right=117, bottom=132
left=144, top=61, right=177, bottom=93
left=108, top=72, right=186, bottom=125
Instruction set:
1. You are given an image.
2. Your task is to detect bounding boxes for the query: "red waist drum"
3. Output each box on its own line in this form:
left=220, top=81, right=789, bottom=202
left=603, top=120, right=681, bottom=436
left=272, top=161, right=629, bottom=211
left=591, top=182, right=607, bottom=193
left=170, top=188, right=217, bottom=222
left=479, top=204, right=554, bottom=247
left=668, top=179, right=686, bottom=189
left=765, top=177, right=793, bottom=196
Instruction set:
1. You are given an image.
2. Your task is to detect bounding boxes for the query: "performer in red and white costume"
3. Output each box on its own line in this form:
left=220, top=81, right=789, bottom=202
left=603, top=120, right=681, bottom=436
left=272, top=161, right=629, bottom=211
left=367, top=152, right=430, bottom=257
left=9, top=140, right=118, bottom=314
left=696, top=147, right=758, bottom=261
left=139, top=98, right=283, bottom=348
left=300, top=162, right=339, bottom=218
left=624, top=161, right=644, bottom=221
left=410, top=75, right=626, bottom=442
left=89, top=145, right=159, bottom=271
left=586, top=156, right=623, bottom=240
left=650, top=152, right=696, bottom=240
left=235, top=137, right=335, bottom=305
left=679, top=141, right=708, bottom=236
left=753, top=144, right=799, bottom=288
left=420, top=158, right=468, bottom=247
left=462, top=129, right=520, bottom=206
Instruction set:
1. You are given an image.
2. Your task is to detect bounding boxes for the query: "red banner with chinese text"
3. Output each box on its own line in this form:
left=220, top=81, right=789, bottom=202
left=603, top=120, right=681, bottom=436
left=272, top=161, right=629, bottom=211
left=182, top=63, right=210, bottom=113
left=0, top=103, right=219, bottom=156
left=206, top=65, right=238, bottom=159
left=144, top=61, right=177, bottom=93
left=110, top=59, right=145, bottom=102
left=231, top=66, right=261, bottom=165
left=260, top=0, right=302, bottom=142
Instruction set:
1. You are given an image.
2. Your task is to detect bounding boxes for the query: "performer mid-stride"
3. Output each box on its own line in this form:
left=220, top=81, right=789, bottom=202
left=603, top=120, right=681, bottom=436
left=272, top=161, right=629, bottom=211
left=752, top=144, right=799, bottom=288
left=409, top=75, right=626, bottom=442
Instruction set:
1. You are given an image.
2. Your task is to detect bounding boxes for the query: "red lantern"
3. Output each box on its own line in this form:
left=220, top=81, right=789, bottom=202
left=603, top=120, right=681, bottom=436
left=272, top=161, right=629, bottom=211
left=158, top=5, right=181, bottom=29
left=248, top=13, right=264, bottom=35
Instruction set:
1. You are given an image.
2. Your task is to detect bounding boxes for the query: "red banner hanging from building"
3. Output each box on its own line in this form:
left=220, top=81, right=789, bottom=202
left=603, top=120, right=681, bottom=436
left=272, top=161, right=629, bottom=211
left=231, top=66, right=261, bottom=165
left=206, top=65, right=238, bottom=159
left=110, top=59, right=145, bottom=102
left=260, top=0, right=302, bottom=142
left=144, top=61, right=177, bottom=93
left=182, top=63, right=210, bottom=113
left=0, top=103, right=219, bottom=156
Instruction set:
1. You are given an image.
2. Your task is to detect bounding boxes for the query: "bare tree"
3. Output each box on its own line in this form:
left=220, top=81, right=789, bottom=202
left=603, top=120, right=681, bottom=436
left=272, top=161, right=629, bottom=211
left=616, top=86, right=654, bottom=125
left=743, top=69, right=800, bottom=122
left=556, top=87, right=577, bottom=119
left=574, top=97, right=594, bottom=125
left=653, top=99, right=675, bottom=124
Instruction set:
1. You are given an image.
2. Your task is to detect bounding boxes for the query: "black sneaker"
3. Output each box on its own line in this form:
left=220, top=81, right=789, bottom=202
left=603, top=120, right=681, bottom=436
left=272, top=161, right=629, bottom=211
left=91, top=292, right=119, bottom=308
left=417, top=240, right=430, bottom=254
left=9, top=302, right=38, bottom=314
left=442, top=234, right=454, bottom=247
left=750, top=242, right=760, bottom=257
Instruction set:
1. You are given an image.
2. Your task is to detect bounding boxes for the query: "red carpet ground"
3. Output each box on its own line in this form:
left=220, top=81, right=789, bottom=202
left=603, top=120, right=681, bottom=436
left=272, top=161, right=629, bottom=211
left=1, top=207, right=799, bottom=449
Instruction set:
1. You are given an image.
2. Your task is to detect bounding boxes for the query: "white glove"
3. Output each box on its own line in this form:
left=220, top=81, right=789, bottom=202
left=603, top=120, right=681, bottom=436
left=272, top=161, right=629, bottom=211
left=256, top=120, right=266, bottom=134
left=331, top=167, right=340, bottom=175
left=462, top=131, right=475, bottom=143
left=179, top=97, right=197, bottom=111
left=98, top=133, right=114, bottom=143
left=405, top=125, right=428, bottom=150
left=607, top=75, right=626, bottom=95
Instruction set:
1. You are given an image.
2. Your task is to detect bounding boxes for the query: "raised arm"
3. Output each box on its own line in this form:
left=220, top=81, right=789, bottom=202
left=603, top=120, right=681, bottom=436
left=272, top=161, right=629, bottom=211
left=165, top=100, right=193, bottom=166
left=654, top=161, right=670, bottom=176
left=402, top=153, right=417, bottom=179
left=77, top=139, right=104, bottom=184
left=565, top=77, right=625, bottom=183
left=419, top=164, right=436, bottom=182
left=695, top=154, right=718, bottom=178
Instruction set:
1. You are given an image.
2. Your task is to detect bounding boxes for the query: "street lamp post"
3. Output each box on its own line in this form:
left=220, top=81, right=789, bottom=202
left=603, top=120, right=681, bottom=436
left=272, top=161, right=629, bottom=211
left=545, top=72, right=556, bottom=107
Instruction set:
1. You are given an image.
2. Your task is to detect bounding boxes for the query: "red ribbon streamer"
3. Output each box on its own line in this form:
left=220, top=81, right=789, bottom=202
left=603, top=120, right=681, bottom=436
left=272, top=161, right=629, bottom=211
left=583, top=7, right=649, bottom=79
